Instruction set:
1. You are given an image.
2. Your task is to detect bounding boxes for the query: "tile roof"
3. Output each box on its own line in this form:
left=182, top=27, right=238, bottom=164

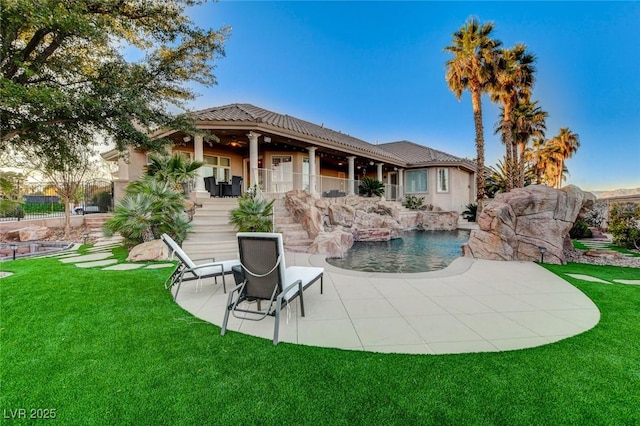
left=190, top=104, right=404, bottom=162
left=377, top=140, right=476, bottom=170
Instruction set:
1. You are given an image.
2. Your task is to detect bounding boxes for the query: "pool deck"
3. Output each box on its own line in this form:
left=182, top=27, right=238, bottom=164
left=174, top=253, right=600, bottom=354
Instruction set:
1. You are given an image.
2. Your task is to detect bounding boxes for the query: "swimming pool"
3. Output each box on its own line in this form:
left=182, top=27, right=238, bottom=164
left=326, top=230, right=470, bottom=273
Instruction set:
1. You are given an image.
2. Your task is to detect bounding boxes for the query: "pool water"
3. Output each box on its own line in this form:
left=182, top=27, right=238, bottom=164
left=326, top=230, right=470, bottom=273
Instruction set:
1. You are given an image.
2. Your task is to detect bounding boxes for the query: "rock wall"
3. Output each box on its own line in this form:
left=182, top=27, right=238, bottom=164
left=462, top=185, right=595, bottom=264
left=283, top=190, right=459, bottom=257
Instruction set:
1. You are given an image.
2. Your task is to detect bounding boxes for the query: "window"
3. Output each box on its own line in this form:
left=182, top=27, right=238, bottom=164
left=437, top=168, right=449, bottom=193
left=405, top=170, right=427, bottom=192
left=203, top=155, right=231, bottom=182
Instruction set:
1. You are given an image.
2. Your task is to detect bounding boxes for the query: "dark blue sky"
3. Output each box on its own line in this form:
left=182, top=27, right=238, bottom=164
left=185, top=1, right=640, bottom=191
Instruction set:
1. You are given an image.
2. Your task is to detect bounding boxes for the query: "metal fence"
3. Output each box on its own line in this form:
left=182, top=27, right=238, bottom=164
left=0, top=179, right=114, bottom=222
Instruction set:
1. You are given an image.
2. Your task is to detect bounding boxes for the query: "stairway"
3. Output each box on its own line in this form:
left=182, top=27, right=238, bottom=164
left=273, top=199, right=313, bottom=253
left=83, top=213, right=112, bottom=239
left=182, top=198, right=238, bottom=261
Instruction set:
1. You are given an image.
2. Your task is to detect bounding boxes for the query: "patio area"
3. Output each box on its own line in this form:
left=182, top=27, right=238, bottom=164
left=174, top=254, right=600, bottom=354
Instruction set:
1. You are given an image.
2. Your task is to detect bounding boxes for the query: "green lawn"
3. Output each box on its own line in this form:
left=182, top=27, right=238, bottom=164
left=1, top=250, right=639, bottom=425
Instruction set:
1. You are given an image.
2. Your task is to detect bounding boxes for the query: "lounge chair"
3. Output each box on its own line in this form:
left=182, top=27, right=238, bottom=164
left=221, top=232, right=324, bottom=345
left=161, top=233, right=240, bottom=301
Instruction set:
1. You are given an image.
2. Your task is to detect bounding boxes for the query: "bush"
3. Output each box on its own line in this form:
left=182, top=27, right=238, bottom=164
left=462, top=203, right=478, bottom=222
left=229, top=187, right=274, bottom=232
left=608, top=203, right=640, bottom=250
left=569, top=220, right=593, bottom=239
left=358, top=177, right=385, bottom=197
left=402, top=195, right=425, bottom=210
left=0, top=200, right=25, bottom=218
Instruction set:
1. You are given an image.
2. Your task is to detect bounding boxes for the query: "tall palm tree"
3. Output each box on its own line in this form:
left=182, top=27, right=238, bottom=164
left=444, top=17, right=501, bottom=212
left=548, top=128, right=580, bottom=188
left=497, top=99, right=548, bottom=188
left=490, top=44, right=536, bottom=191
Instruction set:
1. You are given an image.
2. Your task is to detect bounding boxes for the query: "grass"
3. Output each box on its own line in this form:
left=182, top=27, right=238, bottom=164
left=572, top=239, right=640, bottom=257
left=1, top=250, right=639, bottom=425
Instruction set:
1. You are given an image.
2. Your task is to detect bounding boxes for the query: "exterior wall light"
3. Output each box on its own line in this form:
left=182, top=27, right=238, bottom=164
left=538, top=246, right=547, bottom=263
left=9, top=243, right=18, bottom=260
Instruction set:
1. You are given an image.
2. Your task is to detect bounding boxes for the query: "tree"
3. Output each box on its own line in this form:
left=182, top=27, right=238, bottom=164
left=1, top=0, right=229, bottom=164
left=145, top=152, right=204, bottom=195
left=444, top=17, right=502, bottom=213
left=229, top=188, right=275, bottom=233
left=608, top=203, right=640, bottom=250
left=497, top=99, right=547, bottom=188
left=490, top=44, right=536, bottom=192
left=548, top=128, right=580, bottom=188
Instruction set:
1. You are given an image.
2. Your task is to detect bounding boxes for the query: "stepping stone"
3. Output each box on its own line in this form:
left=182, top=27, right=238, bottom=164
left=613, top=279, right=640, bottom=285
left=102, top=263, right=144, bottom=271
left=0, top=271, right=13, bottom=279
left=565, top=273, right=611, bottom=284
left=59, top=252, right=114, bottom=263
left=75, top=259, right=119, bottom=268
left=145, top=263, right=174, bottom=269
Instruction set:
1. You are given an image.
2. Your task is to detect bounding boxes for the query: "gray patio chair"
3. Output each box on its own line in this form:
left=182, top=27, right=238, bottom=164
left=221, top=232, right=324, bottom=345
left=161, top=233, right=240, bottom=301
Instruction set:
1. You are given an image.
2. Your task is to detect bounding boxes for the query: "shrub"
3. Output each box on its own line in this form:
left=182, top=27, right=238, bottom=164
left=229, top=187, right=274, bottom=232
left=402, top=194, right=425, bottom=210
left=608, top=203, right=640, bottom=250
left=358, top=177, right=385, bottom=197
left=462, top=203, right=478, bottom=222
left=569, top=220, right=593, bottom=239
left=0, top=200, right=25, bottom=218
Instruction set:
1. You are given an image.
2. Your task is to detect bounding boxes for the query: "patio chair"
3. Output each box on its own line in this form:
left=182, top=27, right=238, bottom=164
left=204, top=176, right=219, bottom=197
left=221, top=232, right=324, bottom=345
left=230, top=175, right=243, bottom=197
left=161, top=233, right=240, bottom=301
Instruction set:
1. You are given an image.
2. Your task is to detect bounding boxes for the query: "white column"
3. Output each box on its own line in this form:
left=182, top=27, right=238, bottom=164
left=247, top=131, right=261, bottom=189
left=307, top=146, right=317, bottom=194
left=347, top=156, right=356, bottom=195
left=398, top=168, right=404, bottom=198
left=192, top=135, right=209, bottom=199
left=376, top=163, right=383, bottom=181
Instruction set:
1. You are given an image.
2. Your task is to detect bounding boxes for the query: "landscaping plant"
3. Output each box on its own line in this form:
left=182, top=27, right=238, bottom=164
left=358, top=177, right=385, bottom=197
left=608, top=202, right=640, bottom=250
left=229, top=186, right=275, bottom=232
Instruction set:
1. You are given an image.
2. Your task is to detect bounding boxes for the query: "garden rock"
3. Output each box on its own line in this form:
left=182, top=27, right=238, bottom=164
left=463, top=185, right=593, bottom=264
left=7, top=226, right=52, bottom=242
left=127, top=239, right=168, bottom=262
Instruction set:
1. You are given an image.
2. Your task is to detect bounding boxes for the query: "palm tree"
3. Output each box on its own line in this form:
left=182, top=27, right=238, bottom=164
left=145, top=152, right=204, bottom=194
left=490, top=44, right=536, bottom=192
left=548, top=128, right=580, bottom=188
left=497, top=99, right=548, bottom=188
left=444, top=17, right=502, bottom=212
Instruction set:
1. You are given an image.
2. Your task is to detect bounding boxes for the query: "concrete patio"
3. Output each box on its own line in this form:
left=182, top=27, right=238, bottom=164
left=173, top=253, right=600, bottom=354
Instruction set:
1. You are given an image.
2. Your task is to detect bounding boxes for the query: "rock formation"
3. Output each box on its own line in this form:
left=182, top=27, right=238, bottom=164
left=462, top=185, right=596, bottom=264
left=126, top=239, right=168, bottom=262
left=283, top=190, right=459, bottom=257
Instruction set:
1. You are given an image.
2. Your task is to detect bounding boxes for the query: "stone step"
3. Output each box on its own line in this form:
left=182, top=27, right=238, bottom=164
left=276, top=222, right=306, bottom=231
left=274, top=216, right=296, bottom=225
left=283, top=245, right=310, bottom=253
left=185, top=232, right=237, bottom=242
left=281, top=229, right=309, bottom=243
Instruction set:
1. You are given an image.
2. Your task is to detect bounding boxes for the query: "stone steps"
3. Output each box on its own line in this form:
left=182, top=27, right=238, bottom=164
left=182, top=198, right=239, bottom=260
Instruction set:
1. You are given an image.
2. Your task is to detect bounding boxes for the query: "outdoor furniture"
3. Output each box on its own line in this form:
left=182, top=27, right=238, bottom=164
left=221, top=232, right=324, bottom=345
left=161, top=233, right=240, bottom=300
left=220, top=181, right=233, bottom=197
left=231, top=175, right=243, bottom=197
left=204, top=176, right=219, bottom=197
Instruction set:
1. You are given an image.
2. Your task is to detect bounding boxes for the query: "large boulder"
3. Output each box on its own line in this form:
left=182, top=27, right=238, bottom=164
left=127, top=239, right=168, bottom=262
left=308, top=230, right=354, bottom=258
left=8, top=226, right=52, bottom=242
left=463, top=185, right=592, bottom=264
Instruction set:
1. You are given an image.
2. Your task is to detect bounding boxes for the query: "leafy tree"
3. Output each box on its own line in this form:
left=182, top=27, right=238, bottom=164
left=548, top=128, right=580, bottom=188
left=490, top=44, right=536, bottom=192
left=608, top=203, right=640, bottom=250
left=444, top=17, right=502, bottom=211
left=1, top=0, right=229, bottom=164
left=497, top=99, right=547, bottom=188
left=229, top=188, right=274, bottom=232
left=358, top=177, right=385, bottom=197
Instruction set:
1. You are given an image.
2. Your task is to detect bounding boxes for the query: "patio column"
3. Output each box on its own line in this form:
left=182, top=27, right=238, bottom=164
left=347, top=156, right=356, bottom=195
left=307, top=146, right=317, bottom=194
left=192, top=135, right=209, bottom=199
left=376, top=163, right=383, bottom=181
left=398, top=168, right=404, bottom=199
left=247, top=131, right=261, bottom=189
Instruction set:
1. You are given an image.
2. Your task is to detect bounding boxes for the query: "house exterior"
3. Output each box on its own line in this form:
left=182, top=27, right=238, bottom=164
left=104, top=103, right=477, bottom=212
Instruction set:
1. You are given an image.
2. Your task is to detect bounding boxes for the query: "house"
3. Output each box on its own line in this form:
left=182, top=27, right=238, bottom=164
left=103, top=103, right=476, bottom=212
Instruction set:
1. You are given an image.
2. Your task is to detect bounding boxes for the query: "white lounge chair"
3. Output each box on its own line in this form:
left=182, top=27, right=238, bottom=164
left=161, top=233, right=240, bottom=301
left=221, top=232, right=324, bottom=345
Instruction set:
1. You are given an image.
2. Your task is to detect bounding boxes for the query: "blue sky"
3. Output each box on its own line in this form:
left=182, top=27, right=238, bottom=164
left=185, top=1, right=639, bottom=191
